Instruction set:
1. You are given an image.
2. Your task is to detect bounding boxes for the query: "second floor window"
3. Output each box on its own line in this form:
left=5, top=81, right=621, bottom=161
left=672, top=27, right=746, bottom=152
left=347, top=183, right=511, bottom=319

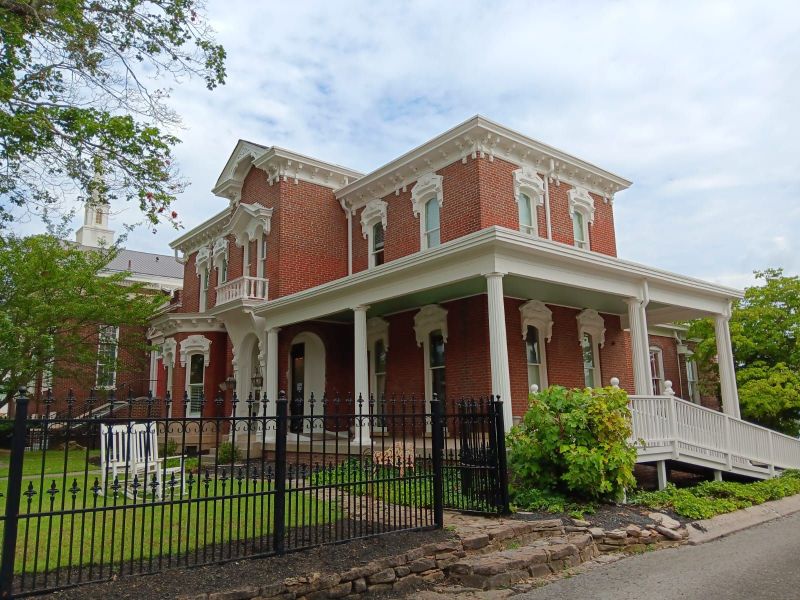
left=203, top=267, right=210, bottom=290
left=219, top=258, right=228, bottom=284
left=424, top=198, right=440, bottom=249
left=371, top=222, right=385, bottom=267
left=519, top=193, right=535, bottom=235
left=96, top=325, right=119, bottom=389
left=572, top=210, right=588, bottom=250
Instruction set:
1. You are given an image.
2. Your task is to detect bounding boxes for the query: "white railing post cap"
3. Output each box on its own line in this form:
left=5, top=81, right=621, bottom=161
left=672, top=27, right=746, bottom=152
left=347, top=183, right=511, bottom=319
left=610, top=377, right=620, bottom=389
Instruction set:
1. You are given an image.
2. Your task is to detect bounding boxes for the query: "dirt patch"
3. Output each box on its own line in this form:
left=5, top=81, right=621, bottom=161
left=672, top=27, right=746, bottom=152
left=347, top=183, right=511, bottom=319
left=513, top=502, right=691, bottom=530
left=48, top=527, right=456, bottom=600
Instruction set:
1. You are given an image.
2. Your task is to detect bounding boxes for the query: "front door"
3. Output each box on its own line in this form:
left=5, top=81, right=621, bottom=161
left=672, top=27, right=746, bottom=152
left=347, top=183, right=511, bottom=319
left=290, top=343, right=305, bottom=433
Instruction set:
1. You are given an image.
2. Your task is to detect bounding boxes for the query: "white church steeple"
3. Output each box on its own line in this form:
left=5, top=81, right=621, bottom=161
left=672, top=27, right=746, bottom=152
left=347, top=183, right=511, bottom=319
left=75, top=198, right=114, bottom=247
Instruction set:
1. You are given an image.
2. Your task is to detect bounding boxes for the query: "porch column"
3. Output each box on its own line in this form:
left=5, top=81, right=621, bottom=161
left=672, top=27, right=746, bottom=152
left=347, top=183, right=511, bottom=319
left=353, top=305, right=372, bottom=446
left=266, top=327, right=280, bottom=407
left=626, top=298, right=653, bottom=395
left=715, top=314, right=741, bottom=419
left=485, top=272, right=513, bottom=429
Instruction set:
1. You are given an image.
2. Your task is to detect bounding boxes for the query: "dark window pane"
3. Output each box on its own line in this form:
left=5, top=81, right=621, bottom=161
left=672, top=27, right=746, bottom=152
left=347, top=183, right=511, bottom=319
left=429, top=330, right=445, bottom=367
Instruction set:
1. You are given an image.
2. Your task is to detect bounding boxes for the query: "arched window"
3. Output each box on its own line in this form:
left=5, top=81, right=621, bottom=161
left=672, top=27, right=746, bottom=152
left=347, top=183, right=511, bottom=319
left=525, top=325, right=545, bottom=390
left=568, top=186, right=594, bottom=250
left=371, top=222, right=385, bottom=267
left=519, top=193, right=535, bottom=236
left=424, top=198, right=440, bottom=249
left=649, top=346, right=664, bottom=395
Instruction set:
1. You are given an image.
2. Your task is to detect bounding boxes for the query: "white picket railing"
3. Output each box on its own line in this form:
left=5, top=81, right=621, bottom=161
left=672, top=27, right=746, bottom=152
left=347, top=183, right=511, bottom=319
left=215, top=276, right=269, bottom=305
left=629, top=391, right=800, bottom=479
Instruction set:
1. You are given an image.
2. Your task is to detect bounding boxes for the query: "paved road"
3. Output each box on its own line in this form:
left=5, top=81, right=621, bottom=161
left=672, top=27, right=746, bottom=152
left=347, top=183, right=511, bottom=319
left=515, top=512, right=800, bottom=600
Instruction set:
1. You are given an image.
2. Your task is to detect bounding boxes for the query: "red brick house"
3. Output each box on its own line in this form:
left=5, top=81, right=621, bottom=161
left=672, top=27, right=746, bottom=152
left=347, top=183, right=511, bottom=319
left=20, top=204, right=184, bottom=419
left=149, top=115, right=742, bottom=449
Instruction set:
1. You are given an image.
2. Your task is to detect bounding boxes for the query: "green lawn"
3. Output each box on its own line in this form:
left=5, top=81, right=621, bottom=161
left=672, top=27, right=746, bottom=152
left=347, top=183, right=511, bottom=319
left=1, top=477, right=338, bottom=575
left=0, top=449, right=101, bottom=479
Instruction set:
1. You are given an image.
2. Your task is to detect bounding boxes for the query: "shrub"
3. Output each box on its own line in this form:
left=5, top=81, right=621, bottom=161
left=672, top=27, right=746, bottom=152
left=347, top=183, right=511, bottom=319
left=216, top=441, right=240, bottom=464
left=631, top=471, right=800, bottom=519
left=507, top=386, right=636, bottom=501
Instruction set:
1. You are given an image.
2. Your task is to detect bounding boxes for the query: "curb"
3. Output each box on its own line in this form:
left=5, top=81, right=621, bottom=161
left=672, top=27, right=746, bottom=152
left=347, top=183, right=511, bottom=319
left=686, top=493, right=800, bottom=545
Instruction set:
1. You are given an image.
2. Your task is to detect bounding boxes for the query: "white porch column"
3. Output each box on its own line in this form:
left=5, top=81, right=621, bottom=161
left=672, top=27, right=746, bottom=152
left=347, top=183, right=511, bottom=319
left=715, top=314, right=741, bottom=419
left=353, top=305, right=372, bottom=446
left=485, top=272, right=513, bottom=430
left=266, top=327, right=280, bottom=406
left=626, top=298, right=654, bottom=395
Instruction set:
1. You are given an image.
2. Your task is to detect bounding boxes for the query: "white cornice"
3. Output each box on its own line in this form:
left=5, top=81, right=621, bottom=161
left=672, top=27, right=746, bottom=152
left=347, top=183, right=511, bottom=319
left=577, top=308, right=606, bottom=347
left=336, top=115, right=632, bottom=209
left=228, top=203, right=273, bottom=246
left=171, top=208, right=230, bottom=255
left=252, top=226, right=742, bottom=324
left=212, top=140, right=363, bottom=202
left=413, top=304, right=448, bottom=347
left=519, top=299, right=553, bottom=342
left=568, top=186, right=596, bottom=224
left=410, top=173, right=443, bottom=217
left=149, top=313, right=226, bottom=337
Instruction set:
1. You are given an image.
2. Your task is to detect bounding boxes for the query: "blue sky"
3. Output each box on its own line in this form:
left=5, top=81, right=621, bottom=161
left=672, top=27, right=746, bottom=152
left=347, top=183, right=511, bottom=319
left=70, top=0, right=800, bottom=288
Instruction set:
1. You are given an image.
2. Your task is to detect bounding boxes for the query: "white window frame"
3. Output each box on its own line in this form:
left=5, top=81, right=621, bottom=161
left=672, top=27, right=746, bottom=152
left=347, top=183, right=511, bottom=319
left=423, top=199, right=441, bottom=249
left=367, top=317, right=390, bottom=430
left=186, top=353, right=205, bottom=417
left=414, top=304, right=448, bottom=422
left=96, top=325, right=120, bottom=390
left=370, top=222, right=385, bottom=267
left=568, top=186, right=595, bottom=250
left=411, top=172, right=443, bottom=251
left=686, top=358, right=700, bottom=403
left=581, top=333, right=601, bottom=388
left=649, top=346, right=665, bottom=395
left=513, top=167, right=545, bottom=237
left=576, top=309, right=605, bottom=388
left=525, top=325, right=547, bottom=392
left=519, top=299, right=552, bottom=391
left=360, top=198, right=388, bottom=269
left=196, top=245, right=211, bottom=313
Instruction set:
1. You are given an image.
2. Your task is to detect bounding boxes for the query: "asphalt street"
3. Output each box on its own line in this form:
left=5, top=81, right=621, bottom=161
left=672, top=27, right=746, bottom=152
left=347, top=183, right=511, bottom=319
left=515, top=511, right=800, bottom=600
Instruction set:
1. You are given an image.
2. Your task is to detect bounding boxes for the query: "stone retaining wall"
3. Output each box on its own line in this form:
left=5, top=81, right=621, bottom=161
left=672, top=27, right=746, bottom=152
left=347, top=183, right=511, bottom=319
left=176, top=514, right=688, bottom=599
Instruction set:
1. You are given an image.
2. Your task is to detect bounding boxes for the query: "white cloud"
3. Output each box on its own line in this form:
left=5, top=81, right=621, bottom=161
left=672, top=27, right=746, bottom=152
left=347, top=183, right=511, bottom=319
left=51, top=0, right=800, bottom=290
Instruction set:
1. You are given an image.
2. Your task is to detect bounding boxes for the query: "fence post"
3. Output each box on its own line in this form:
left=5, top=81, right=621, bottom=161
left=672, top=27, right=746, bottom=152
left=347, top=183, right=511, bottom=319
left=492, top=395, right=511, bottom=515
left=430, top=393, right=445, bottom=529
left=1, top=388, right=29, bottom=598
left=272, top=391, right=288, bottom=554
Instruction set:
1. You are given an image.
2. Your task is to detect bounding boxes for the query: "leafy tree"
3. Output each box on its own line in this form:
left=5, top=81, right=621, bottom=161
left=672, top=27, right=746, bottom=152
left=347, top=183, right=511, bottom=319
left=0, top=234, right=165, bottom=408
left=0, top=0, right=226, bottom=228
left=688, top=268, right=800, bottom=435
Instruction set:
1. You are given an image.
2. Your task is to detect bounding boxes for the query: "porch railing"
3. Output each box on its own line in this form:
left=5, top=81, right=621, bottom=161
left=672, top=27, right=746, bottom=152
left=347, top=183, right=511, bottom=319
left=629, top=393, right=800, bottom=477
left=215, top=275, right=268, bottom=304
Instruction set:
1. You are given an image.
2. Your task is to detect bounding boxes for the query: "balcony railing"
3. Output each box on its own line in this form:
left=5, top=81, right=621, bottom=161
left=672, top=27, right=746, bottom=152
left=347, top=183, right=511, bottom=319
left=629, top=393, right=800, bottom=478
left=215, top=275, right=269, bottom=304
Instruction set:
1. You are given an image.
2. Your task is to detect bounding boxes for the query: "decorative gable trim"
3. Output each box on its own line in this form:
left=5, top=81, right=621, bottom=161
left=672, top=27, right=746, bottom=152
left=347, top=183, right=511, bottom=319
left=513, top=167, right=545, bottom=208
left=410, top=173, right=443, bottom=218
left=228, top=203, right=273, bottom=247
left=568, top=186, right=596, bottom=224
left=413, top=304, right=448, bottom=347
left=519, top=300, right=553, bottom=342
left=162, top=338, right=177, bottom=368
left=179, top=334, right=212, bottom=367
left=577, top=309, right=606, bottom=348
left=360, top=199, right=388, bottom=239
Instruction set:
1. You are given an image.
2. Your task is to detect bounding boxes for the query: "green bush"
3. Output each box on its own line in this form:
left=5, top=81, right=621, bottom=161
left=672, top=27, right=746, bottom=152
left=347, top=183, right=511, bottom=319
left=216, top=441, right=240, bottom=464
left=507, top=386, right=636, bottom=501
left=631, top=470, right=800, bottom=519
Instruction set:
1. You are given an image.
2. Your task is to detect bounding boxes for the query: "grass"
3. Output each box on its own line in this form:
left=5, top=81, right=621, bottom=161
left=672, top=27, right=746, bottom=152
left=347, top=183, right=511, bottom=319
left=1, top=477, right=338, bottom=575
left=630, top=470, right=800, bottom=520
left=509, top=487, right=597, bottom=519
left=310, top=458, right=496, bottom=512
left=0, top=449, right=101, bottom=478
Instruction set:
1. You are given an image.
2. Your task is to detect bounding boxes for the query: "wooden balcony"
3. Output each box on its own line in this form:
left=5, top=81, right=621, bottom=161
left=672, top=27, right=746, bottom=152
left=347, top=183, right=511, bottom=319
left=215, top=275, right=269, bottom=305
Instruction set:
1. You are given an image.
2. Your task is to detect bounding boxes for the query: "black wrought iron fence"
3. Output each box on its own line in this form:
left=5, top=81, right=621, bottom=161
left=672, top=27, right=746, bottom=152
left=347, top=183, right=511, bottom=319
left=0, top=389, right=508, bottom=598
